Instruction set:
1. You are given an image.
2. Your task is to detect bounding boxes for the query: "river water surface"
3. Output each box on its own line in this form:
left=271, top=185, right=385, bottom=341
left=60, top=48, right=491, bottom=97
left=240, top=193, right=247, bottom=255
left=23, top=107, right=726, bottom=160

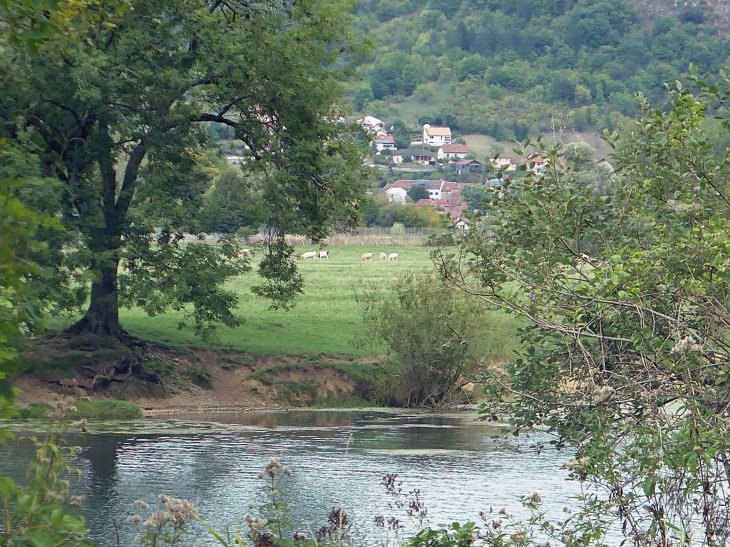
left=2, top=409, right=582, bottom=546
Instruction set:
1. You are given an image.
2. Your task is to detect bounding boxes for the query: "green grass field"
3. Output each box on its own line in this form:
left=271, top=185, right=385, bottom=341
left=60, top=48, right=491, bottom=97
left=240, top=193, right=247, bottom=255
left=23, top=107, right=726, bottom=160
left=121, top=245, right=438, bottom=357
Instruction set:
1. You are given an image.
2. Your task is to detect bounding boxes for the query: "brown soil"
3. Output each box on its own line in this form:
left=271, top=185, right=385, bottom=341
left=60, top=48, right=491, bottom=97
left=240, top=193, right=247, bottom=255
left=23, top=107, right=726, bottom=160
left=12, top=337, right=370, bottom=416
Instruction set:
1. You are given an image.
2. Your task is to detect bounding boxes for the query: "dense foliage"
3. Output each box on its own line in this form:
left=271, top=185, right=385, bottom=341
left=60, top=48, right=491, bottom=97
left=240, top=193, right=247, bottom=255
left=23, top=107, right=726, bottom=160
left=436, top=69, right=730, bottom=545
left=0, top=0, right=370, bottom=339
left=352, top=0, right=730, bottom=137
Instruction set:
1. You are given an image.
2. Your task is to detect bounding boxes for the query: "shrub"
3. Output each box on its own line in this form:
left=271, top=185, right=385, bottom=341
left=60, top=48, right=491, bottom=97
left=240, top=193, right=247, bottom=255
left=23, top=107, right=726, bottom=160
left=359, top=272, right=503, bottom=407
left=15, top=402, right=54, bottom=419
left=70, top=399, right=143, bottom=420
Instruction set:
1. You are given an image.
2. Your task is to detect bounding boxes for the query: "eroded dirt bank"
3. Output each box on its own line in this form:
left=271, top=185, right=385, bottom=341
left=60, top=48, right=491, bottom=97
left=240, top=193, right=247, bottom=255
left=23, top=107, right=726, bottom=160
left=13, top=335, right=377, bottom=416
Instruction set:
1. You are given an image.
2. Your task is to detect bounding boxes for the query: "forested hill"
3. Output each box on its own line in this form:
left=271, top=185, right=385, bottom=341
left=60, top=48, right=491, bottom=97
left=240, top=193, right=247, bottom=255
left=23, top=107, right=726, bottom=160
left=350, top=0, right=730, bottom=139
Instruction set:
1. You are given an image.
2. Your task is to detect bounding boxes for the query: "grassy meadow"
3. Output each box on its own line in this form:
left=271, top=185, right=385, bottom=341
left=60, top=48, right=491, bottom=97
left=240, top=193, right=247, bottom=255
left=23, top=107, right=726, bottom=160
left=114, top=244, right=520, bottom=360
left=121, top=245, right=433, bottom=357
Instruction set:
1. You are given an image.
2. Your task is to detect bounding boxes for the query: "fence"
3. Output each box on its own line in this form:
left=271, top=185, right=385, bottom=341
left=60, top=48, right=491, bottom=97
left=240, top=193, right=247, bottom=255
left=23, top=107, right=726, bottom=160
left=182, top=227, right=445, bottom=247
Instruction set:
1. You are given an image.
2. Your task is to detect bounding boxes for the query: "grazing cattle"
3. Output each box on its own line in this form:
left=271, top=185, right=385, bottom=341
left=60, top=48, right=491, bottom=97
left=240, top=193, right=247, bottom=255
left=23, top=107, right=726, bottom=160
left=319, top=250, right=329, bottom=260
left=388, top=253, right=398, bottom=261
left=236, top=249, right=251, bottom=259
left=380, top=252, right=387, bottom=261
left=301, top=251, right=317, bottom=260
left=361, top=252, right=374, bottom=261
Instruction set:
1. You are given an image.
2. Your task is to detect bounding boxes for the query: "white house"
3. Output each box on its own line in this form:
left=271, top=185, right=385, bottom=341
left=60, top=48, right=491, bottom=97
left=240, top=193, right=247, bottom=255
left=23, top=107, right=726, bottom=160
left=383, top=185, right=408, bottom=204
left=423, top=124, right=452, bottom=147
left=437, top=143, right=469, bottom=160
left=374, top=134, right=396, bottom=152
left=360, top=115, right=385, bottom=134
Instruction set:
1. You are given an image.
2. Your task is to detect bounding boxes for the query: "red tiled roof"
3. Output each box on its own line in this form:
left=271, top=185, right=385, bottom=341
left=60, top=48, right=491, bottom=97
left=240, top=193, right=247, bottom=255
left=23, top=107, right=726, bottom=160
left=440, top=144, right=469, bottom=154
left=425, top=126, right=452, bottom=137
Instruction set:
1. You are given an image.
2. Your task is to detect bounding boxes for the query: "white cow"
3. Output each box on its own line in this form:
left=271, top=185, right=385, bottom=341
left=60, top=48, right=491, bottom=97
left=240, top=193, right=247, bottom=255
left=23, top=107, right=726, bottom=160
left=319, top=250, right=329, bottom=259
left=388, top=253, right=398, bottom=261
left=236, top=249, right=250, bottom=259
left=379, top=252, right=387, bottom=261
left=361, top=252, right=374, bottom=261
left=301, top=251, right=317, bottom=260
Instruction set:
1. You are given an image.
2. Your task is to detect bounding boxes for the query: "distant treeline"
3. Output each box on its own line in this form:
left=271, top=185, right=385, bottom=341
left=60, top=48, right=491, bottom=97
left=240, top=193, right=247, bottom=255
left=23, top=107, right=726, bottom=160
left=352, top=0, right=728, bottom=136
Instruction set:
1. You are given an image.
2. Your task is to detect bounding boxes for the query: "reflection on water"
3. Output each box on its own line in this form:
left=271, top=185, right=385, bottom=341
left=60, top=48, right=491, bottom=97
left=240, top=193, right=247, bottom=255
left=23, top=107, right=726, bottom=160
left=1, top=410, right=579, bottom=546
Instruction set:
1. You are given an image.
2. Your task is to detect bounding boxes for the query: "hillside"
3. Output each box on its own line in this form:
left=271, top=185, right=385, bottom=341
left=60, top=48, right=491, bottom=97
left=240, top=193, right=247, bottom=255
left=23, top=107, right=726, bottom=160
left=350, top=0, right=730, bottom=143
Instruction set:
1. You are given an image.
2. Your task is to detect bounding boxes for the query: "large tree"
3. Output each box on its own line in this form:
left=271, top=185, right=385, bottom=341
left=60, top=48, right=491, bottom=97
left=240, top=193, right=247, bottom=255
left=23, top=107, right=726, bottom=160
left=0, top=0, right=369, bottom=340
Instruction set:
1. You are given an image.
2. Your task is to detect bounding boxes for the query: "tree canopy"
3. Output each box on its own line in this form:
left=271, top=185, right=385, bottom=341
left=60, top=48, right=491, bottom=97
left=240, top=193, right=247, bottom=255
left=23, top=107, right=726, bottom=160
left=0, top=0, right=370, bottom=340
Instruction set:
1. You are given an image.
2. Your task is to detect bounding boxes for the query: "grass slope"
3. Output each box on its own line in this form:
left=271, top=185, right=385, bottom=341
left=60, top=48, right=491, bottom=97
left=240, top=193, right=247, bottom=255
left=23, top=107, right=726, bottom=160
left=122, top=245, right=436, bottom=357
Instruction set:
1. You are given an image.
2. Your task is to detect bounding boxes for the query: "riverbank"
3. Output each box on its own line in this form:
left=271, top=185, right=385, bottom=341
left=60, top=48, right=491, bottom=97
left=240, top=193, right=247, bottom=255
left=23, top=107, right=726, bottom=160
left=13, top=337, right=386, bottom=416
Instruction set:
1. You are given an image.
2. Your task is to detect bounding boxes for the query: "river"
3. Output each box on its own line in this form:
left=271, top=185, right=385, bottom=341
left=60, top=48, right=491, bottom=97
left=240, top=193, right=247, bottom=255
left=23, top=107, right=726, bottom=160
left=1, top=409, right=582, bottom=546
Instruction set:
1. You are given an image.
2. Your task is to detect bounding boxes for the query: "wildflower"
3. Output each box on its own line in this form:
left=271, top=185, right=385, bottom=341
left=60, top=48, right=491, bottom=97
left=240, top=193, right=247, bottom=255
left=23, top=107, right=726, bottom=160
left=70, top=495, right=85, bottom=507
left=492, top=520, right=502, bottom=529
left=527, top=492, right=541, bottom=504
left=72, top=419, right=88, bottom=432
left=161, top=495, right=198, bottom=521
left=670, top=336, right=703, bottom=355
left=127, top=515, right=142, bottom=524
left=136, top=500, right=149, bottom=510
left=498, top=507, right=507, bottom=516
left=563, top=506, right=569, bottom=513
left=264, top=458, right=281, bottom=478
left=564, top=457, right=589, bottom=471
left=258, top=473, right=264, bottom=480
left=249, top=502, right=255, bottom=510
left=293, top=532, right=307, bottom=542
left=245, top=514, right=265, bottom=531
left=60, top=480, right=69, bottom=489
left=283, top=466, right=292, bottom=476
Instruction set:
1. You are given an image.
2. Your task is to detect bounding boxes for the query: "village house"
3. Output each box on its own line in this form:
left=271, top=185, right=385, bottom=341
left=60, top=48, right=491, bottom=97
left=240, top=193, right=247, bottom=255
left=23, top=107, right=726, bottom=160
left=382, top=179, right=464, bottom=203
left=412, top=181, right=473, bottom=218
left=437, top=143, right=469, bottom=160
left=422, top=124, right=452, bottom=147
left=359, top=115, right=385, bottom=134
left=490, top=157, right=516, bottom=171
left=392, top=149, right=436, bottom=165
left=382, top=182, right=409, bottom=203
left=446, top=159, right=484, bottom=174
left=374, top=134, right=396, bottom=153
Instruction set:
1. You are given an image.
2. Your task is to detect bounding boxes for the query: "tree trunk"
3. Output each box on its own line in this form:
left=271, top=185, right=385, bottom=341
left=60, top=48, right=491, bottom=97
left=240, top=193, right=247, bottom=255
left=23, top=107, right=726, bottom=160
left=68, top=115, right=147, bottom=341
left=71, top=260, right=122, bottom=338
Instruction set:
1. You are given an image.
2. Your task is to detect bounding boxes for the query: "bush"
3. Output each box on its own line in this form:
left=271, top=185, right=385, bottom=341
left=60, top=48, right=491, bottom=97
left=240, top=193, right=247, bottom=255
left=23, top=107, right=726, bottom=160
left=359, top=272, right=504, bottom=407
left=70, top=399, right=143, bottom=420
left=15, top=402, right=54, bottom=419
